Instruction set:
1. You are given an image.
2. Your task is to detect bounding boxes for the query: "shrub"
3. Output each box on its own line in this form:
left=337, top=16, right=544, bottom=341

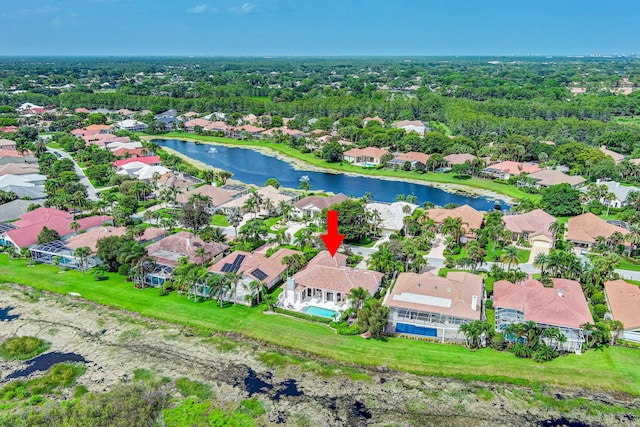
left=175, top=377, right=212, bottom=400
left=272, top=307, right=333, bottom=324
left=0, top=336, right=50, bottom=361
left=512, top=343, right=534, bottom=359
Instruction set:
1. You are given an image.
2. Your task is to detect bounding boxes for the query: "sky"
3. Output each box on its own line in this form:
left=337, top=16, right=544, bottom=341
left=1, top=0, right=639, bottom=57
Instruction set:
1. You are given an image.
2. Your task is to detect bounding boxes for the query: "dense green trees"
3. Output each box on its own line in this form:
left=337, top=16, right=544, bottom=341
left=540, top=184, right=582, bottom=216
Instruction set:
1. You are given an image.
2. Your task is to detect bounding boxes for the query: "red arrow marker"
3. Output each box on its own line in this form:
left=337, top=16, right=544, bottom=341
left=321, top=210, right=345, bottom=257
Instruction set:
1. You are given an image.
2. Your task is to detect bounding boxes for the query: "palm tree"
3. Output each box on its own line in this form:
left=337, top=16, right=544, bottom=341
left=501, top=245, right=520, bottom=272
left=459, top=320, right=491, bottom=349
left=625, top=224, right=640, bottom=257
left=225, top=271, right=243, bottom=305
left=441, top=216, right=466, bottom=244
left=226, top=207, right=243, bottom=238
left=604, top=192, right=617, bottom=217
left=246, top=280, right=268, bottom=305
left=73, top=246, right=92, bottom=274
left=533, top=252, right=549, bottom=276
left=69, top=221, right=81, bottom=235
left=299, top=176, right=311, bottom=195
left=466, top=240, right=484, bottom=271
left=548, top=221, right=566, bottom=249
left=348, top=287, right=369, bottom=318
left=278, top=200, right=293, bottom=226
left=195, top=246, right=210, bottom=266
left=605, top=319, right=624, bottom=346
left=541, top=327, right=566, bottom=351
left=207, top=273, right=229, bottom=307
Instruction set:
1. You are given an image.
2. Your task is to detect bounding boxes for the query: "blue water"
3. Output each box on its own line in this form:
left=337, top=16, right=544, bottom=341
left=155, top=139, right=509, bottom=210
left=302, top=305, right=339, bottom=319
left=3, top=352, right=87, bottom=381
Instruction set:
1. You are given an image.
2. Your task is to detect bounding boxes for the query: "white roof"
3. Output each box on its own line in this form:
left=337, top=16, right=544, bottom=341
left=598, top=181, right=640, bottom=202
left=134, top=165, right=170, bottom=180
left=392, top=292, right=452, bottom=308
left=117, top=119, right=147, bottom=128
left=107, top=141, right=143, bottom=151
left=0, top=174, right=46, bottom=187
left=366, top=201, right=418, bottom=231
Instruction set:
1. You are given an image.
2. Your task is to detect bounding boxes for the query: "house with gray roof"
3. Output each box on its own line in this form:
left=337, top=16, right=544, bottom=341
left=0, top=200, right=43, bottom=222
left=595, top=181, right=640, bottom=208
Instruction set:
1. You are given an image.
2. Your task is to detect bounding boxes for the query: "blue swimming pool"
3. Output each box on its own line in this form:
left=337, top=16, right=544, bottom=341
left=302, top=306, right=339, bottom=319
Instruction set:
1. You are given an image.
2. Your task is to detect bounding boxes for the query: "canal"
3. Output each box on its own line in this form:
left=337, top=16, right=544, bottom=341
left=156, top=139, right=509, bottom=210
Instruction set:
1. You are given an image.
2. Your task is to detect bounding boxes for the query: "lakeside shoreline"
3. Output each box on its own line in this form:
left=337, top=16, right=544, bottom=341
left=144, top=134, right=516, bottom=205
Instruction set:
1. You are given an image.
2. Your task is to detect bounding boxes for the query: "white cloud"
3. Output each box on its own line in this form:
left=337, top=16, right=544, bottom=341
left=186, top=4, right=216, bottom=14
left=2, top=6, right=60, bottom=18
left=241, top=2, right=255, bottom=13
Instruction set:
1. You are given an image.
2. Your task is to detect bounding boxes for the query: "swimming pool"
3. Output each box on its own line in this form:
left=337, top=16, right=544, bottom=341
left=302, top=306, right=339, bottom=319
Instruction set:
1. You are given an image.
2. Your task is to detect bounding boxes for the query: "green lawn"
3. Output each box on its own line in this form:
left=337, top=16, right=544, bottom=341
left=210, top=214, right=230, bottom=227
left=612, top=116, right=640, bottom=126
left=453, top=243, right=530, bottom=264
left=148, top=133, right=539, bottom=202
left=617, top=257, right=640, bottom=272
left=1, top=254, right=639, bottom=395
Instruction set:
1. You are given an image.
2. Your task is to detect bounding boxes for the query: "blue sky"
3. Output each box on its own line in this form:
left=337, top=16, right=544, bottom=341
left=1, top=0, right=638, bottom=56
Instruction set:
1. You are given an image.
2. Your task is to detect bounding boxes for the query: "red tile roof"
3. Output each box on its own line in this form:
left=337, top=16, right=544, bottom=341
left=503, top=209, right=556, bottom=238
left=604, top=280, right=640, bottom=331
left=567, top=213, right=628, bottom=244
left=393, top=151, right=431, bottom=164
left=147, top=231, right=229, bottom=267
left=494, top=278, right=593, bottom=329
left=113, top=155, right=161, bottom=168
left=488, top=161, right=540, bottom=175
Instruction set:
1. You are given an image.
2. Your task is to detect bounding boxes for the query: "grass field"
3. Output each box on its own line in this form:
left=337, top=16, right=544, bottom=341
left=210, top=214, right=230, bottom=227
left=612, top=116, right=640, bottom=126
left=1, top=254, right=639, bottom=395
left=149, top=133, right=539, bottom=203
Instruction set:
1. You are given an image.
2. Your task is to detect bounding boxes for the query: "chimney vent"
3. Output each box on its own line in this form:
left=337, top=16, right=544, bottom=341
left=558, top=288, right=564, bottom=297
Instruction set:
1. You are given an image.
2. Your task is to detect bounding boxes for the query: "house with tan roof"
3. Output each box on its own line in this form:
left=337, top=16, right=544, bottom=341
left=343, top=147, right=389, bottom=166
left=292, top=193, right=349, bottom=219
left=422, top=205, right=484, bottom=239
left=184, top=118, right=213, bottom=133
left=494, top=278, right=593, bottom=353
left=503, top=209, right=556, bottom=250
left=209, top=248, right=302, bottom=305
left=567, top=212, right=629, bottom=254
left=0, top=163, right=40, bottom=176
left=521, top=169, right=586, bottom=189
left=387, top=151, right=431, bottom=170
left=281, top=251, right=383, bottom=314
left=0, top=139, right=17, bottom=151
left=604, top=279, right=640, bottom=343
left=138, top=231, right=229, bottom=289
left=600, top=146, right=625, bottom=164
left=217, top=185, right=297, bottom=215
left=384, top=271, right=484, bottom=342
left=390, top=120, right=429, bottom=136
left=363, top=116, right=384, bottom=126
left=482, top=161, right=541, bottom=180
left=443, top=153, right=477, bottom=167
left=176, top=184, right=242, bottom=213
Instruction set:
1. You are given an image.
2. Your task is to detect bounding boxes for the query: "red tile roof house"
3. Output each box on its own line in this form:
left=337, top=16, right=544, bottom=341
left=383, top=271, right=484, bottom=342
left=494, top=278, right=594, bottom=353
left=422, top=205, right=484, bottom=240
left=175, top=185, right=241, bottom=214
left=2, top=207, right=112, bottom=249
left=292, top=193, right=349, bottom=219
left=281, top=251, right=383, bottom=315
left=112, top=155, right=161, bottom=169
left=481, top=161, right=541, bottom=180
left=83, top=133, right=130, bottom=148
left=209, top=248, right=302, bottom=305
left=184, top=118, right=213, bottom=133
left=139, top=231, right=229, bottom=288
left=566, top=213, right=629, bottom=255
left=503, top=209, right=556, bottom=250
left=342, top=147, right=389, bottom=166
left=604, top=279, right=640, bottom=343
left=387, top=151, right=431, bottom=170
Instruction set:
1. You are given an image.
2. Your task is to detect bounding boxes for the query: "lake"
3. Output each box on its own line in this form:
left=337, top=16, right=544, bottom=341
left=155, top=139, right=509, bottom=210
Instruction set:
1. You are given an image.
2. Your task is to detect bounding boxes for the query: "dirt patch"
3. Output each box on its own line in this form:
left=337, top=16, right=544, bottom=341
left=0, top=284, right=637, bottom=426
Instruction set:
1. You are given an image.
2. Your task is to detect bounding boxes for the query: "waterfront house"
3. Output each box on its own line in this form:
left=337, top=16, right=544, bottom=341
left=387, top=152, right=431, bottom=170
left=482, top=161, right=540, bottom=180
left=384, top=271, right=484, bottom=342
left=343, top=147, right=389, bottom=166
left=443, top=153, right=477, bottom=167
left=184, top=118, right=213, bottom=133
left=493, top=278, right=593, bottom=353
left=292, top=193, right=349, bottom=219
left=112, top=155, right=161, bottom=169
left=604, top=279, right=640, bottom=343
left=422, top=205, right=483, bottom=240
left=521, top=169, right=586, bottom=189
left=366, top=201, right=418, bottom=237
left=281, top=251, right=382, bottom=312
left=217, top=185, right=296, bottom=215
left=175, top=184, right=242, bottom=213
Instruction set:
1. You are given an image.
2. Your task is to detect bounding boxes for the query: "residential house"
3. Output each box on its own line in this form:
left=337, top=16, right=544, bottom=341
left=593, top=181, right=640, bottom=208
left=600, top=146, right=625, bottom=164
left=225, top=125, right=266, bottom=140
left=567, top=212, right=628, bottom=254
left=482, top=161, right=541, bottom=180
left=175, top=185, right=242, bottom=213
left=0, top=139, right=17, bottom=151
left=494, top=278, right=594, bottom=353
left=0, top=163, right=40, bottom=176
left=0, top=173, right=47, bottom=198
left=390, top=120, right=430, bottom=136
left=155, top=109, right=177, bottom=119
left=343, top=147, right=389, bottom=166
left=422, top=205, right=484, bottom=239
left=443, top=153, right=477, bottom=167
left=366, top=201, right=418, bottom=237
left=115, top=119, right=148, bottom=133
left=111, top=147, right=147, bottom=158
left=112, top=155, right=161, bottom=169
left=83, top=133, right=130, bottom=148
left=604, top=279, right=640, bottom=343
left=0, top=200, right=43, bottom=223
left=260, top=127, right=304, bottom=139
left=140, top=231, right=229, bottom=288
left=1, top=126, right=18, bottom=133
left=1, top=208, right=111, bottom=251
left=387, top=152, right=431, bottom=170
left=217, top=185, right=296, bottom=215
left=384, top=271, right=484, bottom=342
left=282, top=251, right=383, bottom=312
left=0, top=150, right=38, bottom=165
left=363, top=116, right=384, bottom=126
left=106, top=141, right=144, bottom=152
left=503, top=209, right=555, bottom=251
left=209, top=248, right=302, bottom=304
left=521, top=169, right=586, bottom=189
left=157, top=117, right=181, bottom=131
left=85, top=124, right=113, bottom=134
left=184, top=118, right=212, bottom=133
left=292, top=193, right=349, bottom=219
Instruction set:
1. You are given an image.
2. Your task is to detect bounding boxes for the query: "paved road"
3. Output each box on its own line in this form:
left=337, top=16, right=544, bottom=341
left=47, top=147, right=99, bottom=201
